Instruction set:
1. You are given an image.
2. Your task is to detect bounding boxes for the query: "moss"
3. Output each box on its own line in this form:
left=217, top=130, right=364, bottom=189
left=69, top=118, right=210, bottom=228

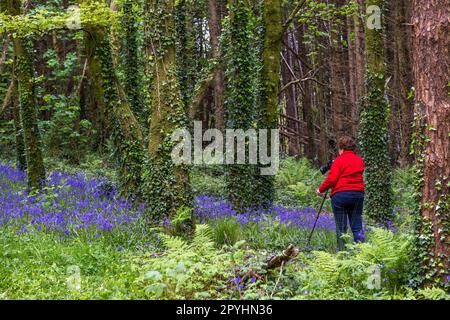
left=143, top=0, right=191, bottom=219
left=11, top=76, right=26, bottom=172
left=358, top=0, right=393, bottom=224
left=255, top=0, right=283, bottom=208
left=222, top=1, right=260, bottom=210
left=8, top=0, right=46, bottom=191
left=120, top=0, right=145, bottom=127
left=93, top=28, right=145, bottom=197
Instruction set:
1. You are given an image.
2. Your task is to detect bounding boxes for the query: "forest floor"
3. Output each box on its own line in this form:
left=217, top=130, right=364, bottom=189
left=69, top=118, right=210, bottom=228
left=0, top=160, right=447, bottom=300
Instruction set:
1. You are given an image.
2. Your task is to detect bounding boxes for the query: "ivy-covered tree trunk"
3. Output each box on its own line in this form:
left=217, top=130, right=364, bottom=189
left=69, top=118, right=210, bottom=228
left=358, top=0, right=393, bottom=224
left=207, top=0, right=225, bottom=131
left=224, top=0, right=259, bottom=210
left=11, top=70, right=26, bottom=172
left=411, top=0, right=449, bottom=289
left=256, top=0, right=283, bottom=208
left=145, top=0, right=191, bottom=218
left=8, top=0, right=46, bottom=190
left=85, top=27, right=145, bottom=196
left=121, top=0, right=145, bottom=127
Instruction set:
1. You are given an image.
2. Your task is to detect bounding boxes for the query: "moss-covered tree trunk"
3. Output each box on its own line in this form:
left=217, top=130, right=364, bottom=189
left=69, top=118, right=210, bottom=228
left=144, top=0, right=191, bottom=218
left=411, top=0, right=449, bottom=289
left=207, top=0, right=225, bottom=131
left=224, top=0, right=259, bottom=210
left=121, top=0, right=145, bottom=127
left=358, top=0, right=393, bottom=224
left=11, top=69, right=26, bottom=172
left=8, top=0, right=46, bottom=190
left=85, top=27, right=145, bottom=197
left=256, top=0, right=283, bottom=208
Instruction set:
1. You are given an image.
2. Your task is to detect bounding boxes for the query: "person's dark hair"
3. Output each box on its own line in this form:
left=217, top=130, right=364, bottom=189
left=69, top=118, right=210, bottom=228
left=338, top=136, right=355, bottom=151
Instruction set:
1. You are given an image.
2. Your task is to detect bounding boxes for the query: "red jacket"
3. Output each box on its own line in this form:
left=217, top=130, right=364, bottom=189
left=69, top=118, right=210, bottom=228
left=318, top=150, right=365, bottom=197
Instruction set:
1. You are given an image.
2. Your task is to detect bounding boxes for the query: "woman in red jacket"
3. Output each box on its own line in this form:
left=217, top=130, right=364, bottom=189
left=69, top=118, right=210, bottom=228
left=317, top=136, right=365, bottom=250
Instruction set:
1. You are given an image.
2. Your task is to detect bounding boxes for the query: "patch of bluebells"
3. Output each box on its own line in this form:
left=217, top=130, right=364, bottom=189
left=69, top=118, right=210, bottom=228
left=1, top=163, right=334, bottom=240
left=0, top=163, right=149, bottom=237
left=194, top=195, right=335, bottom=231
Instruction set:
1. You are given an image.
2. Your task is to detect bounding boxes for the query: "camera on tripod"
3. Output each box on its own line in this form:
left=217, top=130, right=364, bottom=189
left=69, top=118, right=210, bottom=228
left=319, top=160, right=333, bottom=175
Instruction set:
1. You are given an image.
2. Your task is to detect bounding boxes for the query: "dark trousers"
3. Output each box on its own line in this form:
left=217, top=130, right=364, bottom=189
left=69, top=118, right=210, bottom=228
left=331, top=191, right=365, bottom=251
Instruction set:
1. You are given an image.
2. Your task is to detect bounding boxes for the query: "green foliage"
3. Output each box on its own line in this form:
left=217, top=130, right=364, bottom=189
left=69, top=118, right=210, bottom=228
left=170, top=206, right=195, bottom=238
left=211, top=217, right=243, bottom=247
left=0, top=120, right=16, bottom=160
left=416, top=287, right=449, bottom=300
left=410, top=108, right=449, bottom=290
left=297, top=0, right=358, bottom=59
left=359, top=73, right=393, bottom=225
left=0, top=226, right=142, bottom=299
left=222, top=1, right=260, bottom=210
left=143, top=0, right=191, bottom=218
left=392, top=166, right=416, bottom=213
left=136, top=224, right=246, bottom=299
left=243, top=220, right=336, bottom=252
left=119, top=0, right=145, bottom=127
left=15, top=38, right=46, bottom=190
left=97, top=31, right=145, bottom=197
left=40, top=94, right=90, bottom=163
left=286, top=228, right=414, bottom=299
left=275, top=158, right=329, bottom=209
left=0, top=2, right=114, bottom=37
left=190, top=166, right=226, bottom=196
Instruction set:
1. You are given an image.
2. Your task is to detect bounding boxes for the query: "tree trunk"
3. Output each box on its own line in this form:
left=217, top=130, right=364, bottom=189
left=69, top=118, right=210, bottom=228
left=257, top=0, right=283, bottom=208
left=121, top=0, right=144, bottom=127
left=145, top=0, right=191, bottom=218
left=297, top=24, right=316, bottom=161
left=207, top=0, right=225, bottom=131
left=11, top=68, right=26, bottom=172
left=8, top=0, right=46, bottom=190
left=359, top=0, right=393, bottom=224
left=84, top=25, right=145, bottom=196
left=412, top=0, right=450, bottom=287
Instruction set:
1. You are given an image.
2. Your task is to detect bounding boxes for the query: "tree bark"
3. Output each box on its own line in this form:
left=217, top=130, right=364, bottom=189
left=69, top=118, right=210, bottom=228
left=412, top=0, right=450, bottom=286
left=146, top=0, right=191, bottom=217
left=257, top=0, right=283, bottom=207
left=7, top=0, right=46, bottom=189
left=207, top=0, right=225, bottom=131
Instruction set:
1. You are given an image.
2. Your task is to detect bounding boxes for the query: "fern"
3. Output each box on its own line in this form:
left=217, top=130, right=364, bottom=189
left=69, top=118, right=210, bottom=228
left=417, top=287, right=449, bottom=300
left=137, top=224, right=247, bottom=299
left=294, top=228, right=414, bottom=299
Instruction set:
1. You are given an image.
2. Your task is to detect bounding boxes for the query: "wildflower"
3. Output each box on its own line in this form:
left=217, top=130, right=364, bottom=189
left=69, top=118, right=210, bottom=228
left=231, top=276, right=241, bottom=284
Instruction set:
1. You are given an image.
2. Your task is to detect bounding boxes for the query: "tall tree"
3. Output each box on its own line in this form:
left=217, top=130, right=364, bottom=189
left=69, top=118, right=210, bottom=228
left=224, top=0, right=259, bottom=210
left=256, top=0, right=283, bottom=207
left=358, top=0, right=393, bottom=224
left=6, top=0, right=46, bottom=190
left=411, top=0, right=449, bottom=288
left=207, top=0, right=225, bottom=131
left=144, top=0, right=191, bottom=217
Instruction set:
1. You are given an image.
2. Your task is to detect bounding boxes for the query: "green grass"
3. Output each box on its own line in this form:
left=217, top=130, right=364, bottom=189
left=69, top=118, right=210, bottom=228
left=0, top=227, right=142, bottom=299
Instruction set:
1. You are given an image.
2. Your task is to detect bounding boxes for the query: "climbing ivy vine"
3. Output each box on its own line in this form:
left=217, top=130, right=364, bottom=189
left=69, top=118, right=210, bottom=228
left=143, top=0, right=191, bottom=219
left=358, top=0, right=393, bottom=225
left=96, top=29, right=145, bottom=197
left=222, top=1, right=260, bottom=211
